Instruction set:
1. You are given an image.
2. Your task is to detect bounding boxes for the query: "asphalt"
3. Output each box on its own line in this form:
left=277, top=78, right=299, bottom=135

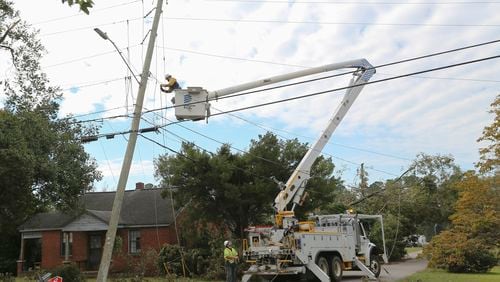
left=342, top=251, right=428, bottom=282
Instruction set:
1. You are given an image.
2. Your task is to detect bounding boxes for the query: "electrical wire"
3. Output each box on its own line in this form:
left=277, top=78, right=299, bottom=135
left=60, top=106, right=129, bottom=120
left=142, top=108, right=401, bottom=177
left=45, top=45, right=139, bottom=69
left=205, top=54, right=500, bottom=117
left=164, top=16, right=500, bottom=28
left=158, top=45, right=500, bottom=83
left=69, top=38, right=500, bottom=123
left=75, top=54, right=500, bottom=131
left=61, top=77, right=131, bottom=92
left=40, top=17, right=142, bottom=37
left=211, top=106, right=412, bottom=161
left=32, top=0, right=142, bottom=25
left=207, top=0, right=500, bottom=4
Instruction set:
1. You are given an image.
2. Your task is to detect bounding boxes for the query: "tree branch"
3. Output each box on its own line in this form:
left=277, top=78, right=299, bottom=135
left=0, top=19, right=20, bottom=45
left=0, top=44, right=18, bottom=71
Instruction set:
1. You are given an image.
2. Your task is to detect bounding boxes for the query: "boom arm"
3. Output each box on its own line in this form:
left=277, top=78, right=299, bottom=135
left=273, top=63, right=375, bottom=212
left=172, top=59, right=375, bottom=212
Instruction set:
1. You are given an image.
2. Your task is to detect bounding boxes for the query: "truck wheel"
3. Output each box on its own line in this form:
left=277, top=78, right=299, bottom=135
left=317, top=256, right=330, bottom=277
left=369, top=256, right=381, bottom=278
left=331, top=256, right=343, bottom=282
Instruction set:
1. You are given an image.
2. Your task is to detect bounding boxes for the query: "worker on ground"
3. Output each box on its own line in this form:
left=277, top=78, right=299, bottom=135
left=224, top=240, right=238, bottom=282
left=160, top=74, right=180, bottom=93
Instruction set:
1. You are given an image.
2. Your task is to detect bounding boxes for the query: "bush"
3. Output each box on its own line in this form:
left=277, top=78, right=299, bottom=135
left=369, top=214, right=407, bottom=261
left=424, top=230, right=497, bottom=273
left=158, top=238, right=225, bottom=280
left=121, top=248, right=160, bottom=280
left=0, top=273, right=14, bottom=282
left=51, top=264, right=85, bottom=282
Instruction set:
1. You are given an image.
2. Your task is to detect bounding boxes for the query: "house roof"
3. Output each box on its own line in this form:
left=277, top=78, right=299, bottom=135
left=19, top=188, right=174, bottom=232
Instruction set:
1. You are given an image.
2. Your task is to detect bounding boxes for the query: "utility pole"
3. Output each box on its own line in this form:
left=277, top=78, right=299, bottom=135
left=96, top=0, right=164, bottom=281
left=359, top=163, right=368, bottom=197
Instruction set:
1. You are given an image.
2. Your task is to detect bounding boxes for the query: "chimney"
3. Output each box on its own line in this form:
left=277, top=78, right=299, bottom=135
left=135, top=182, right=145, bottom=190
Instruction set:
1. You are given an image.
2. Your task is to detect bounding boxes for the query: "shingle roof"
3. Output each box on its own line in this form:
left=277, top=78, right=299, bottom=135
left=19, top=188, right=174, bottom=231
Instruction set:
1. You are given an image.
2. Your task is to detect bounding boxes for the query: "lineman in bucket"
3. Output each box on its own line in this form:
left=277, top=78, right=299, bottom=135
left=224, top=240, right=239, bottom=282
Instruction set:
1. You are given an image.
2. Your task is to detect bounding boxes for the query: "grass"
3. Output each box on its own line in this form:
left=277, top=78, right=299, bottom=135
left=399, top=266, right=500, bottom=282
left=405, top=247, right=423, bottom=254
left=17, top=278, right=222, bottom=282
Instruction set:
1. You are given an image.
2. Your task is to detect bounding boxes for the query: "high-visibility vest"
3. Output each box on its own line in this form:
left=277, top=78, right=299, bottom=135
left=224, top=247, right=238, bottom=263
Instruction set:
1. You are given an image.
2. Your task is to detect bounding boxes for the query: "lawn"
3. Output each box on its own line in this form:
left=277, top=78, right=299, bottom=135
left=404, top=247, right=422, bottom=254
left=16, top=278, right=222, bottom=282
left=399, top=266, right=500, bottom=282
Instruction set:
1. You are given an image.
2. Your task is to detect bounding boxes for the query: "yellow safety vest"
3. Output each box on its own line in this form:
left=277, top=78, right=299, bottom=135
left=167, top=77, right=177, bottom=87
left=224, top=247, right=238, bottom=263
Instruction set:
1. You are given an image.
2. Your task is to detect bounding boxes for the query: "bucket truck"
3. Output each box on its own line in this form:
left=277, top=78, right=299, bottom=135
left=171, top=59, right=388, bottom=281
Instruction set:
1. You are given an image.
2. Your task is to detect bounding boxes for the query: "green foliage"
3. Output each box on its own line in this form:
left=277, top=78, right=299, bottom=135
left=369, top=213, right=408, bottom=261
left=155, top=132, right=342, bottom=237
left=0, top=1, right=101, bottom=274
left=476, top=94, right=499, bottom=174
left=51, top=264, right=85, bottom=282
left=425, top=232, right=497, bottom=273
left=353, top=154, right=462, bottom=261
left=424, top=172, right=499, bottom=273
left=61, top=0, right=94, bottom=14
left=0, top=273, right=14, bottom=282
left=158, top=239, right=225, bottom=280
left=124, top=248, right=161, bottom=279
left=401, top=266, right=500, bottom=282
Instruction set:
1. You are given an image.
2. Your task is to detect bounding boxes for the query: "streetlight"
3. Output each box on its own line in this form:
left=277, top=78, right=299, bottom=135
left=94, top=28, right=141, bottom=85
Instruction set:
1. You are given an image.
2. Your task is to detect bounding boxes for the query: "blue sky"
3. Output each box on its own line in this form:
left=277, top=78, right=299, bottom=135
left=2, top=0, right=499, bottom=191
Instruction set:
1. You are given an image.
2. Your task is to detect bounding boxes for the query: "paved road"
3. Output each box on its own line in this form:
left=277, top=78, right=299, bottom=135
left=343, top=252, right=427, bottom=282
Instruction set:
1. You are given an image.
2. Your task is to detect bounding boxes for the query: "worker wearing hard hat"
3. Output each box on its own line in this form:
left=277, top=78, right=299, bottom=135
left=223, top=240, right=238, bottom=282
left=160, top=74, right=180, bottom=93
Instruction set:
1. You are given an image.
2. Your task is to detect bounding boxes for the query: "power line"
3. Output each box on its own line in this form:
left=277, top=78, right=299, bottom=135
left=61, top=77, right=131, bottom=91
left=72, top=39, right=500, bottom=124
left=61, top=106, right=129, bottom=120
left=154, top=39, right=500, bottom=111
left=32, top=0, right=143, bottom=25
left=141, top=106, right=402, bottom=177
left=158, top=45, right=500, bottom=83
left=211, top=106, right=412, bottom=161
left=207, top=54, right=500, bottom=117
left=45, top=44, right=141, bottom=69
left=75, top=52, right=500, bottom=124
left=207, top=0, right=500, bottom=4
left=40, top=17, right=142, bottom=37
left=139, top=133, right=197, bottom=162
left=139, top=128, right=281, bottom=184
left=164, top=16, right=500, bottom=28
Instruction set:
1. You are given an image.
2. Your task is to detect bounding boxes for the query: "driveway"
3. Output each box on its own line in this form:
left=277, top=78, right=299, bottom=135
left=342, top=251, right=427, bottom=282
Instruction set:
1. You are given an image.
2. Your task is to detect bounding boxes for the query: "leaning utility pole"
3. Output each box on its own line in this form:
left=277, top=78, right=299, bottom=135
left=96, top=0, right=164, bottom=281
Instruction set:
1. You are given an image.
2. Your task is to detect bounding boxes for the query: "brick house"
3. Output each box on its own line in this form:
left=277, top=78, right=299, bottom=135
left=17, top=183, right=178, bottom=275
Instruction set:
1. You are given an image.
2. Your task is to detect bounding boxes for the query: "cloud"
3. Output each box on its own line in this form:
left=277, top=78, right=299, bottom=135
left=9, top=0, right=499, bottom=188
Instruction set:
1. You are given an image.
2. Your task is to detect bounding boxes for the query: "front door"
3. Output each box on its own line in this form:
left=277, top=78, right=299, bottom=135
left=88, top=234, right=103, bottom=270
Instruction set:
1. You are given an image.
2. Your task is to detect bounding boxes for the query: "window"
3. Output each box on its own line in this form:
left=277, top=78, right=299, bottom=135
left=60, top=232, right=72, bottom=256
left=129, top=230, right=141, bottom=254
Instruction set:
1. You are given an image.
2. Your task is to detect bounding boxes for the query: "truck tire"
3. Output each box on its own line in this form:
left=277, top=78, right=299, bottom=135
left=369, top=256, right=381, bottom=278
left=331, top=256, right=343, bottom=282
left=317, top=256, right=330, bottom=277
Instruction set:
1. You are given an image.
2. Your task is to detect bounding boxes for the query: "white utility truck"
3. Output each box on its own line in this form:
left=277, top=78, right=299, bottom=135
left=171, top=59, right=389, bottom=281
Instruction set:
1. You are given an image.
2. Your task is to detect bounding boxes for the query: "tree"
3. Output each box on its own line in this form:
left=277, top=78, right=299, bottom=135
left=0, top=1, right=101, bottom=273
left=61, top=0, right=94, bottom=14
left=154, top=133, right=343, bottom=239
left=352, top=154, right=462, bottom=260
left=424, top=172, right=499, bottom=273
left=476, top=94, right=499, bottom=174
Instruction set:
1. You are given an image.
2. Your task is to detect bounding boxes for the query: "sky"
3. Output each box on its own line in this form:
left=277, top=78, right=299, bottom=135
left=2, top=0, right=499, bottom=192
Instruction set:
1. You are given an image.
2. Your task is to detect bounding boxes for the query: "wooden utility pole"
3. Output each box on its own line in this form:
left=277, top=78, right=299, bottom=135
left=96, top=0, right=164, bottom=280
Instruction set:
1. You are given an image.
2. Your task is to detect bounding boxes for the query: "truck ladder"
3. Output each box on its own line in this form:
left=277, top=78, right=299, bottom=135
left=353, top=256, right=377, bottom=280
